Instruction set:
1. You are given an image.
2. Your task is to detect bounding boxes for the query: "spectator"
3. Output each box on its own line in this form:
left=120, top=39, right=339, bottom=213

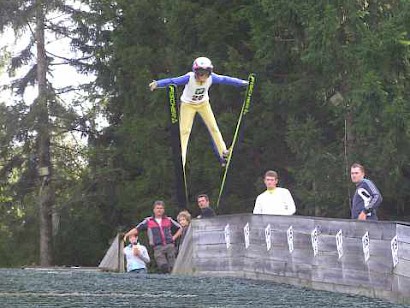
left=253, top=170, right=296, bottom=215
left=350, top=163, right=382, bottom=221
left=123, top=200, right=182, bottom=273
left=176, top=210, right=192, bottom=254
left=197, top=194, right=216, bottom=218
left=123, top=234, right=150, bottom=274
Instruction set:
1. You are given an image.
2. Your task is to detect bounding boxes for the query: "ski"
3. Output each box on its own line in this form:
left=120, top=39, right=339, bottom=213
left=216, top=73, right=256, bottom=208
left=167, top=85, right=188, bottom=209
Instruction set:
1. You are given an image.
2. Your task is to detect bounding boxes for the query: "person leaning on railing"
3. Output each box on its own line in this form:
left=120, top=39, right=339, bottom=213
left=350, top=163, right=382, bottom=221
left=123, top=200, right=182, bottom=273
left=196, top=194, right=216, bottom=218
left=176, top=210, right=192, bottom=255
left=253, top=170, right=296, bottom=216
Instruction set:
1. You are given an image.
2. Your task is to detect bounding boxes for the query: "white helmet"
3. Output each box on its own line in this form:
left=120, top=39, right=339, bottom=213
left=192, top=57, right=213, bottom=73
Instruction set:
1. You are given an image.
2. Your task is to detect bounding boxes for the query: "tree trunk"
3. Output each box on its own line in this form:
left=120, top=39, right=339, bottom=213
left=36, top=0, right=54, bottom=266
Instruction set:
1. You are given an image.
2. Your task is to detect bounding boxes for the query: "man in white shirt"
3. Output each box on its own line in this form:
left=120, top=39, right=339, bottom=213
left=253, top=170, right=296, bottom=215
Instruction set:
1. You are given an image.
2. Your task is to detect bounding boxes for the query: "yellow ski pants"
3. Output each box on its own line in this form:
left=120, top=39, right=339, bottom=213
left=179, top=100, right=226, bottom=166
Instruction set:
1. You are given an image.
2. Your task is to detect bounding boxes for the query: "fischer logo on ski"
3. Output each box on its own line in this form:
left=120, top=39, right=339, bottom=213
left=167, top=85, right=188, bottom=209
left=168, top=85, right=178, bottom=124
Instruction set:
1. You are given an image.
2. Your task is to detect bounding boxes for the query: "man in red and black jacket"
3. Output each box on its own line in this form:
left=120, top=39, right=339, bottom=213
left=124, top=200, right=182, bottom=273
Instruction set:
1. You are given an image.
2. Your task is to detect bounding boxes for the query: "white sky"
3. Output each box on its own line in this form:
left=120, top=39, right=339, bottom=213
left=0, top=26, right=94, bottom=101
left=0, top=20, right=108, bottom=133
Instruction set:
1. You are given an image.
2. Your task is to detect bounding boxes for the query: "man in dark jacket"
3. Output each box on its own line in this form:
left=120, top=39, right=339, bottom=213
left=350, top=163, right=383, bottom=221
left=124, top=200, right=181, bottom=273
left=196, top=194, right=216, bottom=218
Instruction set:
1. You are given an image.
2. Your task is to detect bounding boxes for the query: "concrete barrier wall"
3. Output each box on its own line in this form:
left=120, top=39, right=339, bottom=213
left=98, top=234, right=125, bottom=272
left=173, top=214, right=410, bottom=304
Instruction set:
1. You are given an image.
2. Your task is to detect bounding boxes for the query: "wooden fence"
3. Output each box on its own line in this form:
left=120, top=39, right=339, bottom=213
left=173, top=214, right=410, bottom=304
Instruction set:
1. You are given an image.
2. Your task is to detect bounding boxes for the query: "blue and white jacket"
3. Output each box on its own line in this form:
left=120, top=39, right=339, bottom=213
left=351, top=179, right=382, bottom=220
left=156, top=72, right=247, bottom=104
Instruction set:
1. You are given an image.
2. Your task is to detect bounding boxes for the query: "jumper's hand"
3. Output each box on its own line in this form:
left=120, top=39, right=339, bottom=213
left=149, top=81, right=157, bottom=91
left=358, top=211, right=367, bottom=221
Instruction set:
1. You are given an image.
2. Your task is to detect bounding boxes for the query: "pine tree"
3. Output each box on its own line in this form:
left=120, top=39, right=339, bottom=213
left=0, top=0, right=95, bottom=265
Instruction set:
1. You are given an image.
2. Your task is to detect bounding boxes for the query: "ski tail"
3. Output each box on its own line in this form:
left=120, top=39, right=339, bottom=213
left=216, top=73, right=256, bottom=208
left=167, top=85, right=188, bottom=209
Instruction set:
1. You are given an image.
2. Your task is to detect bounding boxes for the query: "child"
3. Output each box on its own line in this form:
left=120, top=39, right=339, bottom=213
left=176, top=210, right=192, bottom=254
left=149, top=57, right=248, bottom=166
left=123, top=234, right=150, bottom=274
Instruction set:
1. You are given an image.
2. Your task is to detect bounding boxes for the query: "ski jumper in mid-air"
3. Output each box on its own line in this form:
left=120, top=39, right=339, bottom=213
left=149, top=57, right=248, bottom=167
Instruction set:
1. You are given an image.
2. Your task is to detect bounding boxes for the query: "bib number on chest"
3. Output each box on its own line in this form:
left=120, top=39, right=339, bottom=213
left=192, top=88, right=205, bottom=101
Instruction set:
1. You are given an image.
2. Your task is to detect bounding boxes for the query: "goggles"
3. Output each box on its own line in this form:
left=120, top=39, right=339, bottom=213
left=195, top=69, right=211, bottom=76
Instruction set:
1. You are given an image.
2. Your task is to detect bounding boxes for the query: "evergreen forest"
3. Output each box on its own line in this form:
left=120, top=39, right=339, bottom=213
left=0, top=0, right=409, bottom=267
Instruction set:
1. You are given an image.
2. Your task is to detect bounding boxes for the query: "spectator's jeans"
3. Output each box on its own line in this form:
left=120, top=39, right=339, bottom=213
left=153, top=243, right=176, bottom=273
left=128, top=268, right=147, bottom=274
